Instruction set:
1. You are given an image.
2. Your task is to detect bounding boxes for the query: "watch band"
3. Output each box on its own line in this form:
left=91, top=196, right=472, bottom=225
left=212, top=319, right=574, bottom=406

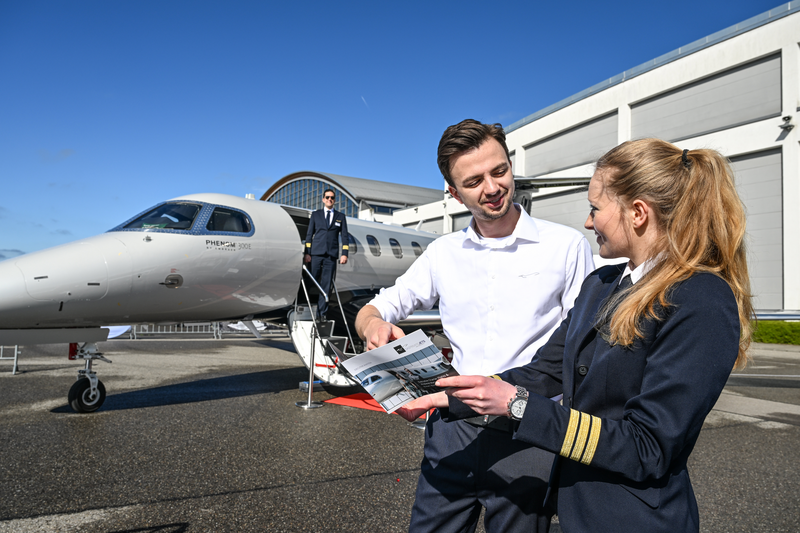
left=507, top=385, right=528, bottom=418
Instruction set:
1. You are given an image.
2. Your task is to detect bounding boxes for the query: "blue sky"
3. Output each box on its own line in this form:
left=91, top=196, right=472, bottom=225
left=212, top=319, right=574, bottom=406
left=0, top=0, right=783, bottom=258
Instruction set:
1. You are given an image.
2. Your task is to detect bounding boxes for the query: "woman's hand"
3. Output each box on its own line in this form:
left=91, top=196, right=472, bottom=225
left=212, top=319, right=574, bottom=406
left=436, top=375, right=518, bottom=417
left=395, top=391, right=448, bottom=422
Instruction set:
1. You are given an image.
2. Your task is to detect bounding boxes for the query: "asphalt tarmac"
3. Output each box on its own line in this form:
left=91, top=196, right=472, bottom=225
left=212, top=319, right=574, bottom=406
left=1, top=335, right=798, bottom=532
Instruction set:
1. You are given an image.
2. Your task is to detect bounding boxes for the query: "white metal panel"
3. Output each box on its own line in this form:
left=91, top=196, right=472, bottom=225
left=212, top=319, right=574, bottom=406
left=451, top=213, right=472, bottom=232
left=631, top=54, right=782, bottom=141
left=524, top=112, right=618, bottom=177
left=528, top=190, right=596, bottom=254
left=730, top=149, right=783, bottom=310
left=417, top=217, right=444, bottom=235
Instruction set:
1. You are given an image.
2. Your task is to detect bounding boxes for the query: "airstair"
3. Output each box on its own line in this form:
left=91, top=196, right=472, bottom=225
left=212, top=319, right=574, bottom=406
left=288, top=267, right=360, bottom=408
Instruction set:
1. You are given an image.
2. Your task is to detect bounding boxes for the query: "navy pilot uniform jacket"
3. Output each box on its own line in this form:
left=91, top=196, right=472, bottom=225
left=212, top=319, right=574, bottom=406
left=444, top=263, right=740, bottom=533
left=304, top=208, right=349, bottom=259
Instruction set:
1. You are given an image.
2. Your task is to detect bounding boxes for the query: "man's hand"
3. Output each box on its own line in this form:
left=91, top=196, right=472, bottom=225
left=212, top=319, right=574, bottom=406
left=355, top=304, right=405, bottom=350
left=436, top=375, right=518, bottom=417
left=395, top=391, right=448, bottom=422
left=340, top=255, right=348, bottom=265
left=304, top=254, right=311, bottom=263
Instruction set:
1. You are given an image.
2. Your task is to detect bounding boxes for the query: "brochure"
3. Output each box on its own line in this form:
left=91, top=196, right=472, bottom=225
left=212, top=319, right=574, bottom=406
left=333, top=329, right=458, bottom=413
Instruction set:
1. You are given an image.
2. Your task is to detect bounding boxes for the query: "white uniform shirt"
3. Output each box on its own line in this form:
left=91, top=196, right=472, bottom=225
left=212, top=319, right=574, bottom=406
left=369, top=207, right=595, bottom=375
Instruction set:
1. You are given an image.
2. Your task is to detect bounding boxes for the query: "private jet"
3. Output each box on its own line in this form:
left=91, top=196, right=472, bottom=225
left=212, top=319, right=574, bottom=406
left=0, top=193, right=441, bottom=412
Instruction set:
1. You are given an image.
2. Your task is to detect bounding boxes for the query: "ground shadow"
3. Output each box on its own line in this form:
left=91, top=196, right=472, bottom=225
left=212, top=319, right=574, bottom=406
left=51, top=366, right=308, bottom=413
left=108, top=524, right=189, bottom=533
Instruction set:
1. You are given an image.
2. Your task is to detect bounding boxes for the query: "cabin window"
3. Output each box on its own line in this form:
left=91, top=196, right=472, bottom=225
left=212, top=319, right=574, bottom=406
left=366, top=235, right=381, bottom=256
left=206, top=207, right=252, bottom=233
left=411, top=241, right=424, bottom=256
left=125, top=203, right=201, bottom=230
left=348, top=234, right=358, bottom=255
left=389, top=238, right=403, bottom=259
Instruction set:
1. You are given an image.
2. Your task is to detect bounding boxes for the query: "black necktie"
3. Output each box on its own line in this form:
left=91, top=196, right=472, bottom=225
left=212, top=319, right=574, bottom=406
left=616, top=274, right=633, bottom=294
left=326, top=210, right=332, bottom=227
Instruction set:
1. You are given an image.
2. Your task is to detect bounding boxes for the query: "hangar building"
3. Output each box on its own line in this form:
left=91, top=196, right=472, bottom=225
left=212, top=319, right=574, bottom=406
left=393, top=2, right=800, bottom=312
left=261, top=171, right=443, bottom=226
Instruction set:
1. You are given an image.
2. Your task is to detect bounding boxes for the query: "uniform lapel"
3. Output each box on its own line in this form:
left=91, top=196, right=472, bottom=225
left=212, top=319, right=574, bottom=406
left=572, top=271, right=622, bottom=348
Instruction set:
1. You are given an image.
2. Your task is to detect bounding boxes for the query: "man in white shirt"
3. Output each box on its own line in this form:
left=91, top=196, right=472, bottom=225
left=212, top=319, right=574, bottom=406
left=355, top=119, right=594, bottom=532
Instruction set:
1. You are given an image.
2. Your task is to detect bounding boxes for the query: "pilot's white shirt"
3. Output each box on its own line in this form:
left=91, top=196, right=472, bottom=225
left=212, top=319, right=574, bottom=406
left=368, top=206, right=594, bottom=376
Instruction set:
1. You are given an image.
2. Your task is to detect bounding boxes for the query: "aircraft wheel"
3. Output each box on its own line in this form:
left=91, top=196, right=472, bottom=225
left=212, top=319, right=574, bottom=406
left=68, top=378, right=106, bottom=413
left=322, top=382, right=364, bottom=397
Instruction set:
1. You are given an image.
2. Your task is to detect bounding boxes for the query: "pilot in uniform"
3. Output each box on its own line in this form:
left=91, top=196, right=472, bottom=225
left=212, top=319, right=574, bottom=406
left=304, top=189, right=349, bottom=320
left=444, top=263, right=741, bottom=533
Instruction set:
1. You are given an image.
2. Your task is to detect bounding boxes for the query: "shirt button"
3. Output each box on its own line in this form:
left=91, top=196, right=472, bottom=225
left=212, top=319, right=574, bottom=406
left=577, top=365, right=589, bottom=376
left=490, top=305, right=495, bottom=311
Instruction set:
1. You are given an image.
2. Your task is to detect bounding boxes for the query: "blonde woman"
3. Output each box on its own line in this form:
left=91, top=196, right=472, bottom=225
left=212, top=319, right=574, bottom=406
left=400, top=138, right=752, bottom=533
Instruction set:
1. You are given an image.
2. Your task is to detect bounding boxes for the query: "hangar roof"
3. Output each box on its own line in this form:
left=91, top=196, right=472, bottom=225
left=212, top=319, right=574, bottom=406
left=261, top=171, right=443, bottom=208
left=506, top=1, right=800, bottom=133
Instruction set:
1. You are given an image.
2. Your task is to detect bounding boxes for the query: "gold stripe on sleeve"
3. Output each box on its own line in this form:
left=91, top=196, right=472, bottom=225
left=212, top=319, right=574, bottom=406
left=488, top=375, right=502, bottom=381
left=342, top=245, right=349, bottom=250
left=581, top=415, right=602, bottom=465
left=560, top=409, right=580, bottom=458
left=305, top=243, right=311, bottom=248
left=570, top=412, right=591, bottom=462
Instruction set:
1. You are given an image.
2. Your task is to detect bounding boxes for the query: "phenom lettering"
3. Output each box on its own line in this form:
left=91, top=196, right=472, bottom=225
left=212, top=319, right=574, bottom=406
left=206, top=240, right=237, bottom=250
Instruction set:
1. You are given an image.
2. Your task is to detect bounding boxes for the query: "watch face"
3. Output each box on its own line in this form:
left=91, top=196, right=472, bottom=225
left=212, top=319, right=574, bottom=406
left=511, top=399, right=527, bottom=419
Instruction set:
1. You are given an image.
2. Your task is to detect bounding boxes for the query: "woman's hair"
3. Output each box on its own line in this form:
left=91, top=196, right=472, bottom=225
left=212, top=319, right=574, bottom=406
left=596, top=138, right=752, bottom=368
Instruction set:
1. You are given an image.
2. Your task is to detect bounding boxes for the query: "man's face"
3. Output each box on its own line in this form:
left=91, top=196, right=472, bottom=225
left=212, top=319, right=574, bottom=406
left=447, top=139, right=514, bottom=222
left=322, top=192, right=335, bottom=209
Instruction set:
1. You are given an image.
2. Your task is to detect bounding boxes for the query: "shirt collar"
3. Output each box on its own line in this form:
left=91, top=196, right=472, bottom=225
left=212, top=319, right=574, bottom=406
left=463, top=204, right=540, bottom=249
left=621, top=254, right=661, bottom=285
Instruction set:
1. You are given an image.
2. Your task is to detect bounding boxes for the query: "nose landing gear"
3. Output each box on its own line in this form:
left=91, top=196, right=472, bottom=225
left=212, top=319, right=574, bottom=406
left=67, top=342, right=112, bottom=413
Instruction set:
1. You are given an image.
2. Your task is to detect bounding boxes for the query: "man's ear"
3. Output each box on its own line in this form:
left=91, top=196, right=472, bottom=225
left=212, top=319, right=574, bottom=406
left=448, top=186, right=464, bottom=205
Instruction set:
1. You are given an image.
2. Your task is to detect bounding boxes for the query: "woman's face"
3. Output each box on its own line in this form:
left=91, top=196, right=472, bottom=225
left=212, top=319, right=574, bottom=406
left=585, top=170, right=630, bottom=259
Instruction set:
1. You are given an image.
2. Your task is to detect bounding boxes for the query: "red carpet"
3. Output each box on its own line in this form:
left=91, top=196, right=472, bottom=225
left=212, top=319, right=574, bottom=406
left=324, top=393, right=386, bottom=412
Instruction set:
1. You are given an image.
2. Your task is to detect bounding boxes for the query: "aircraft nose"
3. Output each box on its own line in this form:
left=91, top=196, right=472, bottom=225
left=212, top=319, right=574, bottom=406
left=0, top=259, right=32, bottom=322
left=14, top=242, right=110, bottom=302
left=0, top=236, right=129, bottom=329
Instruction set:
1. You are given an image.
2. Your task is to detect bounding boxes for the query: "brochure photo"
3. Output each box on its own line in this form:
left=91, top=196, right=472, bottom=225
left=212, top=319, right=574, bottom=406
left=340, top=329, right=458, bottom=413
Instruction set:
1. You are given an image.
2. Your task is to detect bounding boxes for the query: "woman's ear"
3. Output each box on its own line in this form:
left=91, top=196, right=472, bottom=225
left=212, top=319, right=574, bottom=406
left=630, top=199, right=651, bottom=229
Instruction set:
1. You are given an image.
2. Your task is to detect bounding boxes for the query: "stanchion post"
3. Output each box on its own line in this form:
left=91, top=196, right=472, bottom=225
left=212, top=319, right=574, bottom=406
left=296, top=322, right=324, bottom=409
left=296, top=268, right=324, bottom=410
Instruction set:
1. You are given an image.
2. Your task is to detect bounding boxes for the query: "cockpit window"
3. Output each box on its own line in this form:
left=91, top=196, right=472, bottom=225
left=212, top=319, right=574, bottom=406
left=124, top=203, right=201, bottom=230
left=206, top=207, right=252, bottom=233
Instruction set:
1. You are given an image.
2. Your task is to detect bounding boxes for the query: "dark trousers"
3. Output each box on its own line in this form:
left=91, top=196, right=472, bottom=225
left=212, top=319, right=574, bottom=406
left=309, top=254, right=336, bottom=319
left=409, top=411, right=553, bottom=533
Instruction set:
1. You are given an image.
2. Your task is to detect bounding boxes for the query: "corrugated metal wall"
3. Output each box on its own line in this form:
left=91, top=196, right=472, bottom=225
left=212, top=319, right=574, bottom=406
left=525, top=147, right=784, bottom=310
left=631, top=54, right=782, bottom=141
left=524, top=112, right=618, bottom=177
left=730, top=148, right=784, bottom=310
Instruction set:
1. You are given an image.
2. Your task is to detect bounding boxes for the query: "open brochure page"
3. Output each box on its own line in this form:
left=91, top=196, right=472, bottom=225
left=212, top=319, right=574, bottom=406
left=340, top=329, right=458, bottom=414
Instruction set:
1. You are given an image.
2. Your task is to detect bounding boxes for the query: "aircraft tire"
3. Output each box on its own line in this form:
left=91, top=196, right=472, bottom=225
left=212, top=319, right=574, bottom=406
left=322, top=382, right=365, bottom=397
left=68, top=378, right=106, bottom=413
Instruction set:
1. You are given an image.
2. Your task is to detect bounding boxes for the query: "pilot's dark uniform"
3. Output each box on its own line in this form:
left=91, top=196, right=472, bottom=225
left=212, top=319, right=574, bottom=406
left=304, top=208, right=349, bottom=319
left=445, top=264, right=740, bottom=533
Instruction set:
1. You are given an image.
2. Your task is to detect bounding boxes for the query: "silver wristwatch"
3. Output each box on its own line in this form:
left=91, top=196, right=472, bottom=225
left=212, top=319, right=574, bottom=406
left=507, top=385, right=528, bottom=420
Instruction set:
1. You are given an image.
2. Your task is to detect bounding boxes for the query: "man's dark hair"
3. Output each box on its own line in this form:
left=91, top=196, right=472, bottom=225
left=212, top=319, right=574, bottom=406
left=437, top=119, right=510, bottom=187
left=323, top=188, right=335, bottom=198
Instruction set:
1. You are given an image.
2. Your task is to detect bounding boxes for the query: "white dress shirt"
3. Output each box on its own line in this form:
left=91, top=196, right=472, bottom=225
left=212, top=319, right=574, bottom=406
left=369, top=206, right=595, bottom=376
